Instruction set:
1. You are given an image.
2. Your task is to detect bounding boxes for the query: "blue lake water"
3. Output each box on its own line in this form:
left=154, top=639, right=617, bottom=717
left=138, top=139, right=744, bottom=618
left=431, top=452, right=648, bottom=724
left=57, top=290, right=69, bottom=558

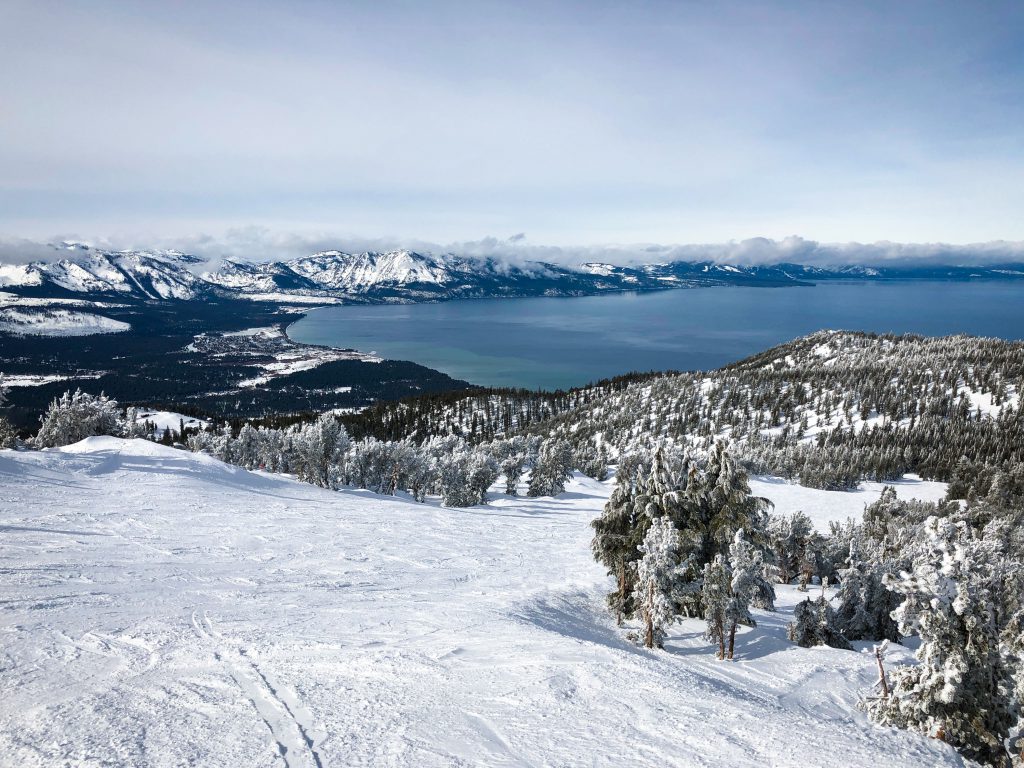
left=288, top=282, right=1024, bottom=390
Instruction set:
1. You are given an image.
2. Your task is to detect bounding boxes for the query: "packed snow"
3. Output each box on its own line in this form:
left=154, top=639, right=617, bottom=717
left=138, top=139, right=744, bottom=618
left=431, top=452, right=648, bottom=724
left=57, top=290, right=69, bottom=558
left=749, top=474, right=949, bottom=532
left=0, top=438, right=962, bottom=767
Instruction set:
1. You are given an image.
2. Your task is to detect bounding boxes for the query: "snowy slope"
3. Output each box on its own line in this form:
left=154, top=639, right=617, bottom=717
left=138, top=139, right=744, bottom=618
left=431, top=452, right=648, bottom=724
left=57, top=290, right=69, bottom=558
left=749, top=474, right=948, bottom=531
left=0, top=439, right=961, bottom=767
left=0, top=308, right=130, bottom=336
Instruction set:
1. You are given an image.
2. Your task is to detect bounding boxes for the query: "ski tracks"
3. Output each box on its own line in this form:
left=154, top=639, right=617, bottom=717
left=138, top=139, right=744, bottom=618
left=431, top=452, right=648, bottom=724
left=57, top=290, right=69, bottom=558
left=191, top=610, right=324, bottom=768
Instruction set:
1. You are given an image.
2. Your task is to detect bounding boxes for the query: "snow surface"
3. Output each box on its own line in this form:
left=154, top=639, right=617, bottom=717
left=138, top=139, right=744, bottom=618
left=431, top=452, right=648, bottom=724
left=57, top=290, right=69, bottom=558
left=133, top=409, right=210, bottom=436
left=0, top=309, right=130, bottom=336
left=0, top=439, right=961, bottom=767
left=749, top=474, right=949, bottom=532
left=0, top=373, right=103, bottom=388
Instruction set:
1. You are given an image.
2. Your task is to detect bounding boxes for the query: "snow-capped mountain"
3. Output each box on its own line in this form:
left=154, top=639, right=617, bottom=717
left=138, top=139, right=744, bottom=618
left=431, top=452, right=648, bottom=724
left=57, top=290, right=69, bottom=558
left=0, top=243, right=209, bottom=300
left=3, top=241, right=1024, bottom=304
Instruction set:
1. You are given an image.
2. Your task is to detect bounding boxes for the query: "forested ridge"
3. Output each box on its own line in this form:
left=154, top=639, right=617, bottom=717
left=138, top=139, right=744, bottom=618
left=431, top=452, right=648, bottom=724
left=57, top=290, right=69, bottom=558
left=340, top=330, right=1023, bottom=490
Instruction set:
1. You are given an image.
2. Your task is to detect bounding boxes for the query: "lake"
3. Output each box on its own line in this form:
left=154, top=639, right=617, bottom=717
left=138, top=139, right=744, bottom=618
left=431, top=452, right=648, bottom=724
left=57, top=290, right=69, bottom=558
left=288, top=281, right=1024, bottom=391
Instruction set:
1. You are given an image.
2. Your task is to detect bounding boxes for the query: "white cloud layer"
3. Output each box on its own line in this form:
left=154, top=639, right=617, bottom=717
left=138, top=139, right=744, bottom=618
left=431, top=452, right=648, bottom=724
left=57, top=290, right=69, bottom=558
left=2, top=231, right=1023, bottom=269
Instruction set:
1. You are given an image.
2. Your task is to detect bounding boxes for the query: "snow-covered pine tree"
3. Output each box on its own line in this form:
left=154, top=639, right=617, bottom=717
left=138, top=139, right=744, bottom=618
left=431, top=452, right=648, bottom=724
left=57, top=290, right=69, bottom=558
left=296, top=413, right=350, bottom=489
left=212, top=422, right=235, bottom=465
left=592, top=454, right=649, bottom=623
left=727, top=529, right=772, bottom=657
left=865, top=516, right=1018, bottom=767
left=694, top=441, right=772, bottom=565
left=34, top=389, right=123, bottom=448
left=632, top=516, right=685, bottom=649
left=0, top=374, right=14, bottom=449
left=490, top=436, right=530, bottom=495
left=833, top=541, right=901, bottom=642
left=702, top=554, right=732, bottom=659
left=787, top=596, right=851, bottom=649
left=527, top=439, right=574, bottom=497
left=234, top=423, right=261, bottom=470
left=467, top=448, right=500, bottom=504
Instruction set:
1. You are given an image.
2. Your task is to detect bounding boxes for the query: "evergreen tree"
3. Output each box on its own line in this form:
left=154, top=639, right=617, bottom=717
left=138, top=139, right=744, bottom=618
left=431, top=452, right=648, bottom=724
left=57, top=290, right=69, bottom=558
left=34, top=389, right=123, bottom=448
left=632, top=516, right=685, bottom=649
left=0, top=374, right=15, bottom=448
left=527, top=439, right=574, bottom=497
left=865, top=516, right=1018, bottom=767
left=591, top=454, right=649, bottom=623
left=296, top=414, right=350, bottom=489
left=787, top=596, right=851, bottom=650
left=702, top=554, right=732, bottom=659
left=833, top=541, right=901, bottom=642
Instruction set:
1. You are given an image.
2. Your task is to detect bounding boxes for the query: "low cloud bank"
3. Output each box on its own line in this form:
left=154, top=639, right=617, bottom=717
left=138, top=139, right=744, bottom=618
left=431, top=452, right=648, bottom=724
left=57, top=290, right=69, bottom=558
left=2, top=230, right=1023, bottom=269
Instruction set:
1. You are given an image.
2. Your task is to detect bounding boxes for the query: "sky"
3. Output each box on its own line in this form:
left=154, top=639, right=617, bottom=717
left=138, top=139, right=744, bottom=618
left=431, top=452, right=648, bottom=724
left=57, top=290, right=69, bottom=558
left=1, top=0, right=1023, bottom=258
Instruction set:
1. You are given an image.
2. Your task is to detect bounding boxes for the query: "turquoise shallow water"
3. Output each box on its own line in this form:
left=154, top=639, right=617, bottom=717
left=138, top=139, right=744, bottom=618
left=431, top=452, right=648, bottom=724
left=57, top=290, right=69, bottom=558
left=288, top=282, right=1024, bottom=390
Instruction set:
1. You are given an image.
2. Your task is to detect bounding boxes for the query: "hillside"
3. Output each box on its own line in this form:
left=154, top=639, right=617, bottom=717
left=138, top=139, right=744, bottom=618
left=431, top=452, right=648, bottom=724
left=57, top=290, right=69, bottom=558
left=0, top=438, right=961, bottom=767
left=340, top=330, right=1024, bottom=489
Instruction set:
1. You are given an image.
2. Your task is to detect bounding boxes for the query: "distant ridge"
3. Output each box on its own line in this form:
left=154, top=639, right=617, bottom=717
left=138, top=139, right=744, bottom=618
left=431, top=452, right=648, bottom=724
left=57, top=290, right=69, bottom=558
left=2, top=242, right=1023, bottom=304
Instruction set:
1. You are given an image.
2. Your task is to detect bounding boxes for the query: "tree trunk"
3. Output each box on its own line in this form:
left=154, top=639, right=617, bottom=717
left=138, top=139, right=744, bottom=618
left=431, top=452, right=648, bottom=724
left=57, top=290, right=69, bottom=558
left=716, top=619, right=725, bottom=660
left=875, top=647, right=889, bottom=698
left=644, top=582, right=655, bottom=649
left=616, top=560, right=626, bottom=627
left=727, top=622, right=737, bottom=660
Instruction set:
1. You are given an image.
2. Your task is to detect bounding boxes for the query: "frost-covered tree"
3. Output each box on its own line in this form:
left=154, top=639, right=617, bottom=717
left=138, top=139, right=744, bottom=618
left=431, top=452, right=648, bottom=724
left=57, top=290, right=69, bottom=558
left=575, top=442, right=610, bottom=481
left=674, top=441, right=773, bottom=575
left=787, top=596, right=851, bottom=650
left=865, top=517, right=1018, bottom=767
left=296, top=414, right=350, bottom=489
left=767, top=511, right=817, bottom=584
left=233, top=423, right=261, bottom=470
left=592, top=454, right=649, bottom=623
left=490, top=436, right=531, bottom=495
left=703, top=555, right=732, bottom=659
left=34, top=389, right=123, bottom=448
left=467, top=450, right=500, bottom=504
left=833, top=541, right=901, bottom=642
left=0, top=373, right=18, bottom=448
left=211, top=422, right=235, bottom=464
left=527, top=439, right=574, bottom=497
left=729, top=528, right=774, bottom=618
left=120, top=407, right=151, bottom=440
left=632, top=516, right=686, bottom=649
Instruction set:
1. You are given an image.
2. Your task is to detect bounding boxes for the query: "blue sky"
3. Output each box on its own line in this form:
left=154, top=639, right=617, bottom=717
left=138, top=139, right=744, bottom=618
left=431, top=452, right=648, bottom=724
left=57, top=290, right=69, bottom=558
left=1, top=0, right=1022, bottom=252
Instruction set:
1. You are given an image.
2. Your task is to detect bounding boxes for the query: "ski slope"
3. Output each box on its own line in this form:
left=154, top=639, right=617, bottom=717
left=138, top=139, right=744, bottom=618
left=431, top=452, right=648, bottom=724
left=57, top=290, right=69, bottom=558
left=0, top=439, right=961, bottom=767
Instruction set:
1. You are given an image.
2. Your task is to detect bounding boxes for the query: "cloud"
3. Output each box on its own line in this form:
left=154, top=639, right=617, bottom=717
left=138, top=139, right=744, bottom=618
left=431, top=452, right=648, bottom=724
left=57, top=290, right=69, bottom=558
left=3, top=231, right=1024, bottom=270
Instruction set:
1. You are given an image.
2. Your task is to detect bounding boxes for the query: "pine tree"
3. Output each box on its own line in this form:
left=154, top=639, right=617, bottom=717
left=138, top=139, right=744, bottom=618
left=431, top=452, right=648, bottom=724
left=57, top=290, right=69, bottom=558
left=702, top=554, right=732, bottom=659
left=726, top=529, right=771, bottom=658
left=591, top=455, right=649, bottom=623
left=787, top=596, right=850, bottom=650
left=296, top=414, right=350, bottom=489
left=34, top=389, right=123, bottom=448
left=864, top=517, right=1018, bottom=767
left=0, top=374, right=15, bottom=449
left=527, top=439, right=574, bottom=497
left=833, top=541, right=901, bottom=642
left=632, top=516, right=685, bottom=649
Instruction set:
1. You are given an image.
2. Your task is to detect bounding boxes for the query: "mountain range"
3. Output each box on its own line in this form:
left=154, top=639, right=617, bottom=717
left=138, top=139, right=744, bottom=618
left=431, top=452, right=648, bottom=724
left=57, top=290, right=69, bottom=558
left=2, top=242, right=1024, bottom=303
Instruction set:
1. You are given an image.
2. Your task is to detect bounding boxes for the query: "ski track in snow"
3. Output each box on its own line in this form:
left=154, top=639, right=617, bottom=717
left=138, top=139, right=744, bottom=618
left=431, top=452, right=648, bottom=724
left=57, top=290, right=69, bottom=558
left=0, top=438, right=962, bottom=767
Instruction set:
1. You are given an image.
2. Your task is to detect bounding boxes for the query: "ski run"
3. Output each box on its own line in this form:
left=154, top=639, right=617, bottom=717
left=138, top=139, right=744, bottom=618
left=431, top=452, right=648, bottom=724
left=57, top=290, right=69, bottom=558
left=0, top=437, right=963, bottom=767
